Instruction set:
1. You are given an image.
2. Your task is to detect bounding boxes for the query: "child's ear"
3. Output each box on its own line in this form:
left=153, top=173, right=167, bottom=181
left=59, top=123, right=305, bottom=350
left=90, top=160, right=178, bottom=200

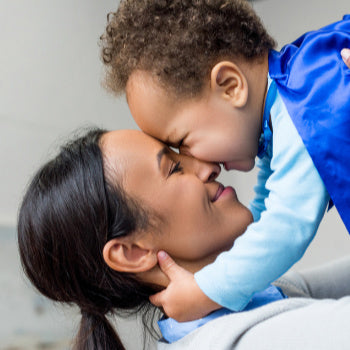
left=103, top=235, right=158, bottom=273
left=210, top=61, right=248, bottom=108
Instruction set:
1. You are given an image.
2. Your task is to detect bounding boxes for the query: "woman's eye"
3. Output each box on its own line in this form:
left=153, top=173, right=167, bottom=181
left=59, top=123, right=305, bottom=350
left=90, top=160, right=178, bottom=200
left=169, top=161, right=183, bottom=176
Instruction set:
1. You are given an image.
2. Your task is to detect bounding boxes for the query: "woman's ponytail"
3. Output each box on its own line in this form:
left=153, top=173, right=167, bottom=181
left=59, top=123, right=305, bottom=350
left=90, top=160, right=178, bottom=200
left=74, top=310, right=125, bottom=350
left=18, top=128, right=158, bottom=350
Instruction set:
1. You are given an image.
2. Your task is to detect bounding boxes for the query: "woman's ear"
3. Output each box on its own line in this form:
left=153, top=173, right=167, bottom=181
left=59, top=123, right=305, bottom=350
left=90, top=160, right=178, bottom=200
left=210, top=61, right=248, bottom=108
left=103, top=236, right=158, bottom=273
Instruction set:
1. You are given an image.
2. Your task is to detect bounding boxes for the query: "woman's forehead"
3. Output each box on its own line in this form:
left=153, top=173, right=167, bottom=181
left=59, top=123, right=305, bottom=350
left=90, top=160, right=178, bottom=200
left=101, top=129, right=164, bottom=168
left=103, top=129, right=162, bottom=149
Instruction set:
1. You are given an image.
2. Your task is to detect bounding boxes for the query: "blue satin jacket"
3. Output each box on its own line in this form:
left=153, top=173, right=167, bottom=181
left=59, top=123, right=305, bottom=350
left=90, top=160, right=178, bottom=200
left=269, top=15, right=350, bottom=232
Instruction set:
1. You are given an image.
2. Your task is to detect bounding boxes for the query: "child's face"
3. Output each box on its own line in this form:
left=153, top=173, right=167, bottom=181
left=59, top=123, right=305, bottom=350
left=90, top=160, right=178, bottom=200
left=126, top=70, right=261, bottom=171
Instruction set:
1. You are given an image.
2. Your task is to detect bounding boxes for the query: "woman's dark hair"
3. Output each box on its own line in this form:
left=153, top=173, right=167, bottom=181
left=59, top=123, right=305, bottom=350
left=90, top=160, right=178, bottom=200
left=100, top=0, right=276, bottom=98
left=18, top=128, right=157, bottom=350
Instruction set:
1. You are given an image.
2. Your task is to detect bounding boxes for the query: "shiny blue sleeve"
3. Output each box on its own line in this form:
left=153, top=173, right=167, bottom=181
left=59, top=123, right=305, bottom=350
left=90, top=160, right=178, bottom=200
left=269, top=14, right=350, bottom=231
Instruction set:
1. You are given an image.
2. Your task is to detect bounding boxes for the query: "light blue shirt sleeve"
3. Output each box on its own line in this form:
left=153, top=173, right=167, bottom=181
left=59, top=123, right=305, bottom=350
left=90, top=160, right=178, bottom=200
left=195, top=91, right=330, bottom=311
left=248, top=155, right=272, bottom=222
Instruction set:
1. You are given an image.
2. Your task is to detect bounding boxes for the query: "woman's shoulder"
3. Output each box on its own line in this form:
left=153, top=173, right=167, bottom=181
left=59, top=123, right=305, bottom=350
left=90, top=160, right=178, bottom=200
left=158, top=295, right=350, bottom=349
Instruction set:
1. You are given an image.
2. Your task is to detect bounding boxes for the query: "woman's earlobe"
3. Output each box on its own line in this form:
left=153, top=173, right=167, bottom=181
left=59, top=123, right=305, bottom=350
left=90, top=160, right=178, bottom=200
left=103, top=238, right=157, bottom=273
left=211, top=61, right=248, bottom=108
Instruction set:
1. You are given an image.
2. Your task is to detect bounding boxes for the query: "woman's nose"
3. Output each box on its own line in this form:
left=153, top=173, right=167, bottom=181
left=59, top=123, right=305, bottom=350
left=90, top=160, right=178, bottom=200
left=196, top=161, right=221, bottom=183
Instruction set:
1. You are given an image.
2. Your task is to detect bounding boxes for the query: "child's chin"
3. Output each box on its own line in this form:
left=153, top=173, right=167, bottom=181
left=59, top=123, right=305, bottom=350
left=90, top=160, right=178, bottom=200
left=224, top=159, right=255, bottom=172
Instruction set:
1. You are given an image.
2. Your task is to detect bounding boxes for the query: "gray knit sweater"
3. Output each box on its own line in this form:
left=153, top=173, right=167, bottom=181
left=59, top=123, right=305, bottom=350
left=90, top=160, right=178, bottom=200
left=158, top=256, right=350, bottom=350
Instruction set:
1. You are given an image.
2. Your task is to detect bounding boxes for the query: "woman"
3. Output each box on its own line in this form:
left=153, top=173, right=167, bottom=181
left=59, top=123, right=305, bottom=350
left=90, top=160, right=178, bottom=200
left=18, top=128, right=252, bottom=349
left=18, top=128, right=350, bottom=350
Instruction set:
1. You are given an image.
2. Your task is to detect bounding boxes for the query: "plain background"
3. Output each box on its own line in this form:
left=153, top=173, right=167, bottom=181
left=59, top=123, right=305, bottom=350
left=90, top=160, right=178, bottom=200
left=0, top=0, right=349, bottom=349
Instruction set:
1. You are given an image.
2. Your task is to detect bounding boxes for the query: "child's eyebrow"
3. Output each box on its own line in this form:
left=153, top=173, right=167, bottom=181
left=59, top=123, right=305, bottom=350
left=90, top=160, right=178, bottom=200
left=157, top=147, right=170, bottom=169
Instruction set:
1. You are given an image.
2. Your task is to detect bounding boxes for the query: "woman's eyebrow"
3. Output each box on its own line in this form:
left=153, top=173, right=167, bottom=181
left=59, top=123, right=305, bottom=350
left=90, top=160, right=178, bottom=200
left=157, top=147, right=170, bottom=169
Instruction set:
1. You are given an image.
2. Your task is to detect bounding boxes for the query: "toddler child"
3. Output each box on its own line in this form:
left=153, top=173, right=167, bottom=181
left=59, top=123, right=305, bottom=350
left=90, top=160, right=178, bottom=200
left=100, top=0, right=350, bottom=320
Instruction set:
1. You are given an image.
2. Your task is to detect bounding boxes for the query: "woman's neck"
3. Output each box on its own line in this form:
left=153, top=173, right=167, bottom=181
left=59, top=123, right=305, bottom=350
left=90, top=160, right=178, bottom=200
left=136, top=253, right=222, bottom=289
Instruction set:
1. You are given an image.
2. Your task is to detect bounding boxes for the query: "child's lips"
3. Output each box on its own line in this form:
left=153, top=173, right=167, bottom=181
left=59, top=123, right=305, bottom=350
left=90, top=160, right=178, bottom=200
left=223, top=162, right=235, bottom=171
left=223, top=160, right=255, bottom=172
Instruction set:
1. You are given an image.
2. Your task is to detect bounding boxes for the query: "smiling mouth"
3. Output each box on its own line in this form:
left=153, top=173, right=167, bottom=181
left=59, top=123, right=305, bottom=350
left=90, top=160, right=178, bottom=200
left=212, top=184, right=224, bottom=202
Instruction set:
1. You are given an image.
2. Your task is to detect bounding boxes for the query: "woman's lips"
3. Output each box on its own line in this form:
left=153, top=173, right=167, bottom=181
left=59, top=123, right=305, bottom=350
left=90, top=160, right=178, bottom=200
left=212, top=184, right=236, bottom=202
left=213, top=184, right=224, bottom=202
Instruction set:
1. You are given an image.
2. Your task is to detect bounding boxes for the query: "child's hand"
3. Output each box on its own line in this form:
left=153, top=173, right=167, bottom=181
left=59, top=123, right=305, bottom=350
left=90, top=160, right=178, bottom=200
left=341, top=48, right=350, bottom=68
left=149, top=251, right=221, bottom=322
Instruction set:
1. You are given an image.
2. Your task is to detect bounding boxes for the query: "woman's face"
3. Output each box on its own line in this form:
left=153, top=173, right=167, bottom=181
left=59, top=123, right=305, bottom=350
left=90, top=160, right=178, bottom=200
left=102, top=130, right=253, bottom=268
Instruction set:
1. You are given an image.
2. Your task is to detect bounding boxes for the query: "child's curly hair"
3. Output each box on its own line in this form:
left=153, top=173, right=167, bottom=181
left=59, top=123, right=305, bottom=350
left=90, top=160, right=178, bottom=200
left=100, top=0, right=276, bottom=98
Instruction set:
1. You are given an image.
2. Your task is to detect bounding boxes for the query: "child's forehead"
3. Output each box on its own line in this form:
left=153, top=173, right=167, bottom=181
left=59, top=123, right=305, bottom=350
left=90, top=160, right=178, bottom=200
left=126, top=69, right=217, bottom=147
left=126, top=70, right=193, bottom=114
left=127, top=70, right=178, bottom=99
left=127, top=69, right=206, bottom=105
left=125, top=71, right=177, bottom=138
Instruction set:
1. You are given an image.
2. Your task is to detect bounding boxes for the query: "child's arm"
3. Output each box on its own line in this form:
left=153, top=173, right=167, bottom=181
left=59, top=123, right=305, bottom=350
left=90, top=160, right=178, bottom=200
left=248, top=154, right=272, bottom=222
left=150, top=251, right=220, bottom=321
left=152, top=96, right=329, bottom=319
left=194, top=97, right=330, bottom=311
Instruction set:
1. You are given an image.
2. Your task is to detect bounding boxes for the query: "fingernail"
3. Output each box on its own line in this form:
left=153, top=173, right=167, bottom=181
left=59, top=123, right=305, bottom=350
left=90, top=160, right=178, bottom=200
left=341, top=48, right=350, bottom=62
left=158, top=251, right=167, bottom=259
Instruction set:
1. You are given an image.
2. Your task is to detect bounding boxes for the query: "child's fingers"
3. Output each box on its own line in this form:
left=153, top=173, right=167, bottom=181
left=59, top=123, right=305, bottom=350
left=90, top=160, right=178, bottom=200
left=341, top=48, right=350, bottom=68
left=157, top=250, right=182, bottom=280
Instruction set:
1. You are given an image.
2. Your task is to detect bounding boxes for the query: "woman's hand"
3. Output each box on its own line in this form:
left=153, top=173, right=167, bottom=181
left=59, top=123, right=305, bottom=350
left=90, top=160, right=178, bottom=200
left=149, top=251, right=220, bottom=322
left=341, top=48, right=350, bottom=67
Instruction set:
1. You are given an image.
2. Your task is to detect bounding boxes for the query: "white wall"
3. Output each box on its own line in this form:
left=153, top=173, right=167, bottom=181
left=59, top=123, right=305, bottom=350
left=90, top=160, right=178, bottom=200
left=0, top=0, right=136, bottom=226
left=1, top=0, right=349, bottom=265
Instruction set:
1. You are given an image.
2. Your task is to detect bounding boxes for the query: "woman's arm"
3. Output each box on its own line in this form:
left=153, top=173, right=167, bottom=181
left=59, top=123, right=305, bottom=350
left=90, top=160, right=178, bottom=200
left=275, top=255, right=350, bottom=299
left=158, top=257, right=350, bottom=349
